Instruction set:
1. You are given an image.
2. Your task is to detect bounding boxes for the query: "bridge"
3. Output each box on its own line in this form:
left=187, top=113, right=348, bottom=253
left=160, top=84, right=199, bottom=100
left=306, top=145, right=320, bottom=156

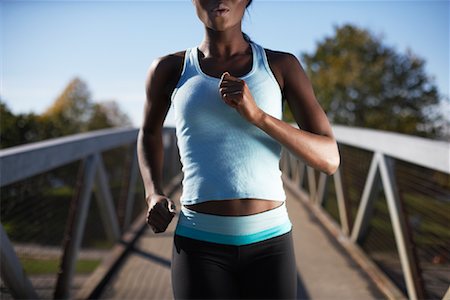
left=1, top=125, right=449, bottom=299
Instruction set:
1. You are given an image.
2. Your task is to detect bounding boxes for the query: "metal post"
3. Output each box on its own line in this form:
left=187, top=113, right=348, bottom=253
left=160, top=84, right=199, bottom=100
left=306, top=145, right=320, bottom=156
left=54, top=154, right=98, bottom=299
left=307, top=166, right=317, bottom=203
left=379, top=155, right=425, bottom=300
left=297, top=160, right=306, bottom=190
left=93, top=153, right=121, bottom=242
left=281, top=148, right=290, bottom=176
left=0, top=223, right=38, bottom=299
left=289, top=152, right=297, bottom=179
left=123, top=144, right=139, bottom=230
left=117, top=145, right=132, bottom=230
left=316, top=172, right=328, bottom=205
left=290, top=158, right=300, bottom=183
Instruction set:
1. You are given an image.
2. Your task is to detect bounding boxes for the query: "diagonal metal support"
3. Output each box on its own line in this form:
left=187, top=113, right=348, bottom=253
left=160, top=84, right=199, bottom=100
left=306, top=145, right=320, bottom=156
left=0, top=223, right=38, bottom=299
left=54, top=154, right=99, bottom=299
left=93, top=153, right=121, bottom=242
left=316, top=172, right=328, bottom=206
left=333, top=167, right=351, bottom=235
left=350, top=152, right=382, bottom=243
left=123, top=144, right=139, bottom=230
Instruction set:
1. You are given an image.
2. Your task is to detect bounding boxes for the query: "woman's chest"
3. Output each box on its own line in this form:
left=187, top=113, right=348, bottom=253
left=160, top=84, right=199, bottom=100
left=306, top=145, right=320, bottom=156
left=173, top=75, right=282, bottom=125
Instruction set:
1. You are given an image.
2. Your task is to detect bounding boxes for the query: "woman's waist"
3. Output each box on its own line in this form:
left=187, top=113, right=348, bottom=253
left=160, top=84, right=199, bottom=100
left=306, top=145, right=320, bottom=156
left=184, top=198, right=283, bottom=216
left=175, top=199, right=292, bottom=245
left=178, top=200, right=290, bottom=235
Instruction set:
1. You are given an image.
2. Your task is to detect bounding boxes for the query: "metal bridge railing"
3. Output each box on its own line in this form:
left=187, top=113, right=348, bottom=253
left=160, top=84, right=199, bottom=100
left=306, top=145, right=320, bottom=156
left=0, top=127, right=180, bottom=299
left=2, top=124, right=448, bottom=300
left=280, top=124, right=450, bottom=300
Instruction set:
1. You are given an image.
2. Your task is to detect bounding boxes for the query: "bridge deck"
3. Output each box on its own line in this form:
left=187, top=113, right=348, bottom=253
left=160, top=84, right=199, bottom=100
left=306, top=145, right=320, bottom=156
left=98, top=184, right=383, bottom=299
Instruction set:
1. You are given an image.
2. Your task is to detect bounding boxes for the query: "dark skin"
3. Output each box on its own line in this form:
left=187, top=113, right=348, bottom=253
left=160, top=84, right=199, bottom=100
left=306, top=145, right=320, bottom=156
left=137, top=0, right=340, bottom=233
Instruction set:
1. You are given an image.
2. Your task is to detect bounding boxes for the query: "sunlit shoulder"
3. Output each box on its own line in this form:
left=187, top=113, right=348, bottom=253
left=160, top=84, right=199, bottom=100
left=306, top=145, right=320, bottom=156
left=147, top=50, right=186, bottom=81
left=262, top=48, right=306, bottom=91
left=145, top=50, right=187, bottom=99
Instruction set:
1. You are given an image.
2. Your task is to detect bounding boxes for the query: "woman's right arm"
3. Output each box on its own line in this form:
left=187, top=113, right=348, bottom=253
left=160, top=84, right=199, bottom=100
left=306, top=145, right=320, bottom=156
left=137, top=53, right=183, bottom=233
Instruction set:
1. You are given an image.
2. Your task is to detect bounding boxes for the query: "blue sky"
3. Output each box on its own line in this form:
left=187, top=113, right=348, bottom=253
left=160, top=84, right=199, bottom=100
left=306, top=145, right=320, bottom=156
left=1, top=0, right=449, bottom=128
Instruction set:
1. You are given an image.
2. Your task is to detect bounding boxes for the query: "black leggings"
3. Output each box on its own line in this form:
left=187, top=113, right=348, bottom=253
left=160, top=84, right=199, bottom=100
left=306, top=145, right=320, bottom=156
left=171, top=230, right=297, bottom=299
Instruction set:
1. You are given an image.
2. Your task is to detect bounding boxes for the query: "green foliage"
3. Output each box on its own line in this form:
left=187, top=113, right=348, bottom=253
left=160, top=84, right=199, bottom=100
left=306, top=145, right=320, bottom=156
left=0, top=102, right=42, bottom=149
left=20, top=257, right=101, bottom=275
left=284, top=23, right=446, bottom=139
left=87, top=100, right=132, bottom=130
left=0, top=76, right=132, bottom=149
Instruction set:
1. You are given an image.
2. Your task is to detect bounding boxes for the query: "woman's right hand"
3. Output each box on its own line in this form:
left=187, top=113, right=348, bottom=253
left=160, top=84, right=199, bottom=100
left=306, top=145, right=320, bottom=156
left=146, top=194, right=177, bottom=233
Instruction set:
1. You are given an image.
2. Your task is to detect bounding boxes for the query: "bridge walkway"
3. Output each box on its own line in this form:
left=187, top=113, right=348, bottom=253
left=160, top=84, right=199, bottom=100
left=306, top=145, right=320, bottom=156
left=97, top=183, right=383, bottom=299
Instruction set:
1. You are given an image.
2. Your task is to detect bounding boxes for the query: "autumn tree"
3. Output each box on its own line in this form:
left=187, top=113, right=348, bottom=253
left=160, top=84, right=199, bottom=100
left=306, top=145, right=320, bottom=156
left=1, top=77, right=131, bottom=148
left=283, top=23, right=445, bottom=139
left=40, top=77, right=92, bottom=136
left=40, top=76, right=132, bottom=138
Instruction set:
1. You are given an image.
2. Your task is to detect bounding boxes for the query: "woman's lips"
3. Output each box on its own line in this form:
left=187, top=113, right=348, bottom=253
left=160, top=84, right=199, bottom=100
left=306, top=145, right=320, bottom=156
left=213, top=9, right=229, bottom=16
left=212, top=5, right=230, bottom=16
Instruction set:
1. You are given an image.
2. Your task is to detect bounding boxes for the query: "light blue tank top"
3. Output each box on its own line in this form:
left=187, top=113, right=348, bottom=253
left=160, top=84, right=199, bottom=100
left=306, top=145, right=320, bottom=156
left=171, top=41, right=286, bottom=205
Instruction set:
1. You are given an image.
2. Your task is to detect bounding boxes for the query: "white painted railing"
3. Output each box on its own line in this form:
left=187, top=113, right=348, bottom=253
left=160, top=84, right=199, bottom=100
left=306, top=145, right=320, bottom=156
left=0, top=127, right=180, bottom=299
left=280, top=124, right=450, bottom=300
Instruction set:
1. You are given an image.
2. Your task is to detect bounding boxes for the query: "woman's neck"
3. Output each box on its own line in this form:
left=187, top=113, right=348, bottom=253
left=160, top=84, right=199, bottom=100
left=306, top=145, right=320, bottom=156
left=199, top=26, right=249, bottom=58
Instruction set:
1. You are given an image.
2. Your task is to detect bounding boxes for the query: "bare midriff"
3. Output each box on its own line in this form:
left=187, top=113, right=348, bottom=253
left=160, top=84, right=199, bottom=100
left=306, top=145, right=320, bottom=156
left=184, top=198, right=284, bottom=216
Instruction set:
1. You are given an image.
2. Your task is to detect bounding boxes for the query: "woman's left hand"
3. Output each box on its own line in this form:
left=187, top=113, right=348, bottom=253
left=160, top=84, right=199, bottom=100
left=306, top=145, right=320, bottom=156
left=219, top=72, right=265, bottom=125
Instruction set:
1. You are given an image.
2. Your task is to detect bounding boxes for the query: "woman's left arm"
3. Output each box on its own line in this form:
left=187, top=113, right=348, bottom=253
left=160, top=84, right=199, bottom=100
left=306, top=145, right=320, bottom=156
left=219, top=52, right=340, bottom=176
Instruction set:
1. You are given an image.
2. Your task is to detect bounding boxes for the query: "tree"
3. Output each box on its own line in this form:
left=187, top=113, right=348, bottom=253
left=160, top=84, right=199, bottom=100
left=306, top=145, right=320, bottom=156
left=40, top=77, right=92, bottom=136
left=286, top=23, right=446, bottom=139
left=87, top=100, right=132, bottom=131
left=40, top=76, right=132, bottom=138
left=0, top=101, right=42, bottom=149
left=0, top=77, right=132, bottom=148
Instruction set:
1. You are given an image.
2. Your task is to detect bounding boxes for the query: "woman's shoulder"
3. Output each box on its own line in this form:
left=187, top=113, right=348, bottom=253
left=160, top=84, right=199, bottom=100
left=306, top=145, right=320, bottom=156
left=262, top=45, right=301, bottom=70
left=258, top=45, right=302, bottom=89
left=146, top=49, right=189, bottom=90
left=145, top=49, right=188, bottom=97
left=149, top=49, right=187, bottom=78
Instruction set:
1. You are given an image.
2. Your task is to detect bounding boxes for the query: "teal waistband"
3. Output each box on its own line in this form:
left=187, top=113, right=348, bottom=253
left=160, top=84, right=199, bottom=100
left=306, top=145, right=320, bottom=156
left=174, top=201, right=292, bottom=246
left=175, top=221, right=292, bottom=246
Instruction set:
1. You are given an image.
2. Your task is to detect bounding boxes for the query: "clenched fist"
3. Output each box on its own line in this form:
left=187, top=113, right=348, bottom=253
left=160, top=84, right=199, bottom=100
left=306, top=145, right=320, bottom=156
left=218, top=71, right=265, bottom=125
left=146, top=194, right=177, bottom=233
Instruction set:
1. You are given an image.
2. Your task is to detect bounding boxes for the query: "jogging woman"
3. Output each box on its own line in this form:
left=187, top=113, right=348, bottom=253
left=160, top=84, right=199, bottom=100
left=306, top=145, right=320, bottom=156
left=137, top=0, right=340, bottom=299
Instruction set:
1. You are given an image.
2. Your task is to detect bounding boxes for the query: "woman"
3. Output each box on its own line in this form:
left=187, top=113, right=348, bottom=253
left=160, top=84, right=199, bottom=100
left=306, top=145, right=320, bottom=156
left=137, top=0, right=340, bottom=299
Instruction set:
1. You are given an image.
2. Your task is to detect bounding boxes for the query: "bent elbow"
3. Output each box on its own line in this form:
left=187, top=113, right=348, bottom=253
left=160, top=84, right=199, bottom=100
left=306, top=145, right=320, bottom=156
left=324, top=141, right=340, bottom=176
left=325, top=152, right=340, bottom=176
